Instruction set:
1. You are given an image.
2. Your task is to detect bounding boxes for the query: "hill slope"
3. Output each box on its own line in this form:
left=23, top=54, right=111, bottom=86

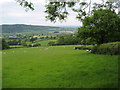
left=2, top=24, right=60, bottom=33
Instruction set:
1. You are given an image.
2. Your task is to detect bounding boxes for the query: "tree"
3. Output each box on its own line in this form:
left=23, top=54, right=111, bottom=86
left=48, top=41, right=56, bottom=46
left=57, top=36, right=65, bottom=45
left=2, top=39, right=10, bottom=50
left=77, top=9, right=120, bottom=44
left=56, top=35, right=79, bottom=45
left=30, top=37, right=37, bottom=43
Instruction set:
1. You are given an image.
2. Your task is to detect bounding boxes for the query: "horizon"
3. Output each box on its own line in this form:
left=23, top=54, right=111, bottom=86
left=1, top=24, right=80, bottom=27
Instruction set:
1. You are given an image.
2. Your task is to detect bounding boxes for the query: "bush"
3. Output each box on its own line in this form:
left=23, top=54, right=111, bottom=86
left=57, top=36, right=79, bottom=45
left=1, top=39, right=10, bottom=50
left=48, top=41, right=56, bottom=46
left=91, top=42, right=120, bottom=55
left=8, top=39, right=21, bottom=45
left=33, top=43, right=41, bottom=47
left=23, top=43, right=41, bottom=47
left=74, top=45, right=93, bottom=50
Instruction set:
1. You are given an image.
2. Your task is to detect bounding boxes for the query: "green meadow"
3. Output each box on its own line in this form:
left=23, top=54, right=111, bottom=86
left=0, top=51, right=2, bottom=89
left=36, top=40, right=57, bottom=46
left=2, top=45, right=118, bottom=88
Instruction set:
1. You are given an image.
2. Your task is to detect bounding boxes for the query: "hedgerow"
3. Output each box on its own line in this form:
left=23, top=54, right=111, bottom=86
left=91, top=42, right=120, bottom=55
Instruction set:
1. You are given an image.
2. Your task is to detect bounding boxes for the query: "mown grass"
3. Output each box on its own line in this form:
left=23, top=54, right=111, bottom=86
left=2, top=45, right=118, bottom=88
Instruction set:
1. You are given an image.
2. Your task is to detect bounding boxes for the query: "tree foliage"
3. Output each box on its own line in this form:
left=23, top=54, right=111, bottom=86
left=2, top=39, right=10, bottom=50
left=30, top=37, right=37, bottom=43
left=44, top=2, right=77, bottom=22
left=15, top=0, right=119, bottom=22
left=56, top=35, right=79, bottom=45
left=15, top=0, right=34, bottom=11
left=77, top=9, right=120, bottom=44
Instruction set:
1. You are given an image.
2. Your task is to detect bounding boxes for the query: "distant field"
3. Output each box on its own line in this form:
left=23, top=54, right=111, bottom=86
left=36, top=40, right=57, bottom=46
left=2, top=45, right=118, bottom=88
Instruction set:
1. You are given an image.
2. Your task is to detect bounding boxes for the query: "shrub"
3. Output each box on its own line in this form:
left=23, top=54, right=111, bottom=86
left=48, top=41, right=56, bottom=46
left=8, top=39, right=21, bottom=45
left=33, top=43, right=41, bottom=47
left=57, top=36, right=79, bottom=45
left=23, top=43, right=41, bottom=47
left=91, top=42, right=120, bottom=55
left=74, top=45, right=93, bottom=50
left=1, top=39, right=10, bottom=50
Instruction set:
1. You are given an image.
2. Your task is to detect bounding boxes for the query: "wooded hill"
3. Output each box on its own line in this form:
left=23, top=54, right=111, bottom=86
left=2, top=24, right=60, bottom=33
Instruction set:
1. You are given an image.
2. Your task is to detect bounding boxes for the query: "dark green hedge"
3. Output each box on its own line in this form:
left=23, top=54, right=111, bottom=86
left=23, top=43, right=41, bottom=47
left=91, top=42, right=120, bottom=55
left=74, top=45, right=93, bottom=50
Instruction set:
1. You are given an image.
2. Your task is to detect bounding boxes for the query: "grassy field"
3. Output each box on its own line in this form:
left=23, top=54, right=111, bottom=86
left=2, top=45, right=118, bottom=88
left=37, top=40, right=57, bottom=46
left=0, top=51, right=2, bottom=89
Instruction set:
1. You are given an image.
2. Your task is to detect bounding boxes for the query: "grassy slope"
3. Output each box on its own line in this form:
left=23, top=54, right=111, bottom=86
left=35, top=40, right=57, bottom=46
left=2, top=45, right=118, bottom=88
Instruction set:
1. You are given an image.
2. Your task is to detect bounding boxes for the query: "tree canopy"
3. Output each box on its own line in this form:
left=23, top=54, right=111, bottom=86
left=1, top=39, right=10, bottom=50
left=77, top=9, right=120, bottom=44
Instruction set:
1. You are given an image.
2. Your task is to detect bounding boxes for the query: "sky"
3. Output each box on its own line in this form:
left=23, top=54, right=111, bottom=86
left=0, top=0, right=104, bottom=26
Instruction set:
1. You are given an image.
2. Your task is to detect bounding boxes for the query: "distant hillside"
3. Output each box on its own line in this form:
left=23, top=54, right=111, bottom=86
left=2, top=24, right=60, bottom=33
